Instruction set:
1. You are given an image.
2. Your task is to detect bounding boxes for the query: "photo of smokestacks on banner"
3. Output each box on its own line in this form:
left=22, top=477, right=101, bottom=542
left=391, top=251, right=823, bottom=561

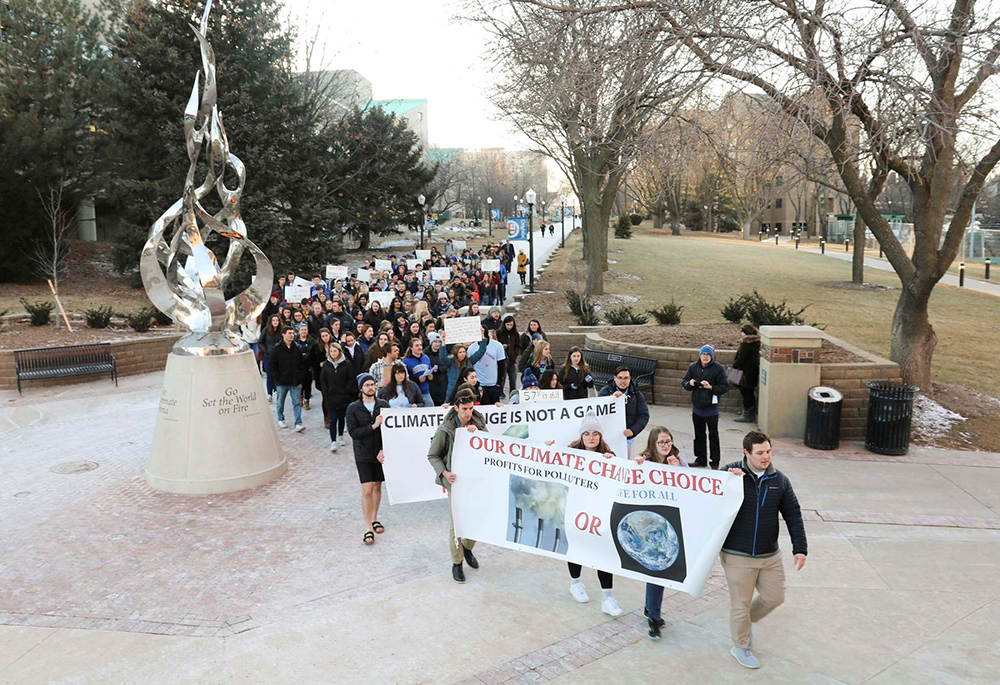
left=508, top=475, right=570, bottom=554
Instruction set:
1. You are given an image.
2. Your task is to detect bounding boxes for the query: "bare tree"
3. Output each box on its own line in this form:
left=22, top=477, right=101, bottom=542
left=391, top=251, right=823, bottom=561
left=465, top=0, right=700, bottom=295
left=530, top=0, right=1000, bottom=390
left=30, top=178, right=75, bottom=322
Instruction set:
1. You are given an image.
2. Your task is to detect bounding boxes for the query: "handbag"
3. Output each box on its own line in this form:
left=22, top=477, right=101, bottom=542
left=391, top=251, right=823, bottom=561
left=727, top=366, right=744, bottom=387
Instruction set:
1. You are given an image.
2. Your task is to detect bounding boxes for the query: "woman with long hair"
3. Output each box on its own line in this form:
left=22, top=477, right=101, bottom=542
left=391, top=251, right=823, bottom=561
left=538, top=369, right=562, bottom=390
left=441, top=340, right=488, bottom=400
left=523, top=340, right=555, bottom=387
left=519, top=318, right=546, bottom=352
left=732, top=324, right=761, bottom=424
left=634, top=427, right=688, bottom=640
left=377, top=363, right=424, bottom=407
left=496, top=315, right=522, bottom=396
left=449, top=368, right=482, bottom=405
left=313, top=328, right=333, bottom=427
left=559, top=346, right=594, bottom=401
left=258, top=313, right=283, bottom=401
left=363, top=331, right=391, bottom=371
left=320, top=342, right=356, bottom=451
left=363, top=300, right=385, bottom=330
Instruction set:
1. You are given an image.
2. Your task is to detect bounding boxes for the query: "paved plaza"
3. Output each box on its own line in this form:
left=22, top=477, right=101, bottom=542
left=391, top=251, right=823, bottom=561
left=2, top=374, right=999, bottom=684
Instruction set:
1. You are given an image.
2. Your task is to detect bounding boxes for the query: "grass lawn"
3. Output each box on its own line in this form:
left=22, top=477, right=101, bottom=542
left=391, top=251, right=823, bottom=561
left=544, top=226, right=1000, bottom=398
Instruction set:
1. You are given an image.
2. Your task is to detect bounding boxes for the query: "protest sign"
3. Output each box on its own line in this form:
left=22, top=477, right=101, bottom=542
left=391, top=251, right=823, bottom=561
left=453, top=240, right=467, bottom=250
left=374, top=259, right=393, bottom=273
left=415, top=250, right=432, bottom=261
left=444, top=316, right=483, bottom=345
left=431, top=267, right=451, bottom=281
left=355, top=268, right=371, bottom=283
left=284, top=284, right=310, bottom=303
left=481, top=259, right=501, bottom=272
left=326, top=265, right=348, bottom=281
left=292, top=276, right=312, bottom=288
left=520, top=388, right=564, bottom=404
left=368, top=291, right=395, bottom=309
left=451, top=431, right=742, bottom=596
left=381, top=396, right=626, bottom=504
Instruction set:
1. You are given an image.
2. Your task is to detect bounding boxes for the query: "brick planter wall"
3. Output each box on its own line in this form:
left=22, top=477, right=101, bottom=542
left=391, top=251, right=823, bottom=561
left=818, top=335, right=902, bottom=440
left=0, top=334, right=182, bottom=392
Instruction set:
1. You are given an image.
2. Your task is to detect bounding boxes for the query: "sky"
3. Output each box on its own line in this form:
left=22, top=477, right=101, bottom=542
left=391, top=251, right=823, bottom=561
left=285, top=0, right=529, bottom=151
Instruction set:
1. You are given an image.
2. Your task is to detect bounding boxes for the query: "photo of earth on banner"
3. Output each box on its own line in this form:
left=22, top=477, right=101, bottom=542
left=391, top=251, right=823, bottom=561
left=507, top=475, right=569, bottom=554
left=610, top=503, right=687, bottom=582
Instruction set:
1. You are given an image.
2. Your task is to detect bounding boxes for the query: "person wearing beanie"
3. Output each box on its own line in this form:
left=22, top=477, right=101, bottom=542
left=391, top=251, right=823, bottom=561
left=520, top=366, right=539, bottom=390
left=346, top=372, right=390, bottom=545
left=682, top=343, right=730, bottom=469
left=597, top=365, right=650, bottom=449
left=483, top=305, right=503, bottom=332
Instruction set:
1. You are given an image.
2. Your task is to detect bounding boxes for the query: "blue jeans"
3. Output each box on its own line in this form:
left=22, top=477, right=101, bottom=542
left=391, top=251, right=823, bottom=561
left=276, top=385, right=302, bottom=425
left=421, top=392, right=434, bottom=408
left=262, top=355, right=276, bottom=397
left=646, top=583, right=665, bottom=622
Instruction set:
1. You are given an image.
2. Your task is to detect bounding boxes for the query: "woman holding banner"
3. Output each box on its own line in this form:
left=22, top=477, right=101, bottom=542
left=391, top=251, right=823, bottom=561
left=634, top=427, right=688, bottom=640
left=559, top=347, right=594, bottom=401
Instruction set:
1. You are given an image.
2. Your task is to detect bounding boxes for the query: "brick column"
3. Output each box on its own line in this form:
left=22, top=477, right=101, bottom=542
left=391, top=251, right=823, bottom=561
left=758, top=326, right=824, bottom=438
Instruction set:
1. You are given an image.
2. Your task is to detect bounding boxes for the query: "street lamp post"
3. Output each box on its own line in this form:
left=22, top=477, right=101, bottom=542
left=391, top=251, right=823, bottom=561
left=513, top=196, right=519, bottom=217
left=487, top=196, right=493, bottom=237
left=525, top=188, right=536, bottom=293
left=417, top=193, right=426, bottom=250
left=560, top=195, right=566, bottom=247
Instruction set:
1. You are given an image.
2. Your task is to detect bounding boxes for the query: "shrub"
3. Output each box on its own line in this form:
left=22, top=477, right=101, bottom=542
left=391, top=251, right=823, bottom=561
left=151, top=308, right=173, bottom=326
left=20, top=298, right=54, bottom=326
left=84, top=306, right=115, bottom=329
left=648, top=300, right=684, bottom=325
left=720, top=290, right=809, bottom=327
left=614, top=214, right=632, bottom=239
left=606, top=305, right=648, bottom=325
left=565, top=289, right=585, bottom=316
left=578, top=296, right=600, bottom=326
left=123, top=307, right=155, bottom=333
left=629, top=213, right=642, bottom=226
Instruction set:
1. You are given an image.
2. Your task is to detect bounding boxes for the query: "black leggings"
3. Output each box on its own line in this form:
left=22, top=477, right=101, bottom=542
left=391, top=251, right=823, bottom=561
left=328, top=405, right=347, bottom=440
left=567, top=563, right=613, bottom=589
left=740, top=386, right=757, bottom=412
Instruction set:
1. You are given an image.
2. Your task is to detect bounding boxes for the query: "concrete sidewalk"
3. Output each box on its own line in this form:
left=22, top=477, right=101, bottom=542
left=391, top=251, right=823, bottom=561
left=1, top=375, right=998, bottom=684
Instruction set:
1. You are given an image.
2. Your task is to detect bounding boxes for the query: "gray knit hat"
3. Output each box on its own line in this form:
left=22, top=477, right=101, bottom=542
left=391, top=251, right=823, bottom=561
left=579, top=410, right=602, bottom=436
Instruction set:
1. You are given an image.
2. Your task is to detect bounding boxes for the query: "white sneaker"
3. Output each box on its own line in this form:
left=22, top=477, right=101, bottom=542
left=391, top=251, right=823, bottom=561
left=569, top=582, right=589, bottom=603
left=294, top=424, right=305, bottom=432
left=601, top=596, right=623, bottom=617
left=339, top=437, right=347, bottom=447
left=330, top=442, right=338, bottom=452
left=277, top=420, right=287, bottom=429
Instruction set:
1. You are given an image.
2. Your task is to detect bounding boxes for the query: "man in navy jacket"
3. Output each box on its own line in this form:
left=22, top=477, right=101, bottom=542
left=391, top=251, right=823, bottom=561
left=720, top=430, right=807, bottom=670
left=597, top=365, right=649, bottom=449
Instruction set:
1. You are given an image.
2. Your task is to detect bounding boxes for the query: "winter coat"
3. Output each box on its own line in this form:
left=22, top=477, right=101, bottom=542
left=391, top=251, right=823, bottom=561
left=258, top=328, right=283, bottom=355
left=496, top=325, right=522, bottom=362
left=732, top=336, right=761, bottom=389
left=363, top=309, right=385, bottom=331
left=443, top=343, right=488, bottom=399
left=377, top=379, right=424, bottom=407
left=268, top=340, right=307, bottom=386
left=598, top=379, right=650, bottom=436
left=519, top=331, right=546, bottom=354
left=345, top=398, right=390, bottom=463
left=560, top=365, right=594, bottom=401
left=427, top=346, right=450, bottom=402
left=427, top=407, right=489, bottom=490
left=319, top=358, right=357, bottom=410
left=342, top=343, right=367, bottom=379
left=721, top=458, right=808, bottom=558
left=681, top=359, right=730, bottom=412
left=516, top=253, right=528, bottom=274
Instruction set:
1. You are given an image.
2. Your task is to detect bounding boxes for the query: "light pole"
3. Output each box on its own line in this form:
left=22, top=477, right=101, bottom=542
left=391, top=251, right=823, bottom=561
left=487, top=196, right=493, bottom=237
left=560, top=195, right=566, bottom=247
left=417, top=193, right=426, bottom=250
left=525, top=188, right=536, bottom=293
left=513, top=195, right=519, bottom=217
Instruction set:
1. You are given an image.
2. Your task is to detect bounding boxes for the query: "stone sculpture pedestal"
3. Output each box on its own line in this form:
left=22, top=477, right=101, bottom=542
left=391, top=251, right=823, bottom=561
left=146, top=350, right=286, bottom=494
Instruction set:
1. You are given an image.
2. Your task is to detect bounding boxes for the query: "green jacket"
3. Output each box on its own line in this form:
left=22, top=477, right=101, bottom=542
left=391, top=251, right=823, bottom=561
left=427, top=407, right=488, bottom=490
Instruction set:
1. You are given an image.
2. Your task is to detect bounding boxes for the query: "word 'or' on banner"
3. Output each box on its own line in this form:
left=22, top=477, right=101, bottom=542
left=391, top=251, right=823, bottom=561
left=451, top=431, right=742, bottom=596
left=381, top=396, right=626, bottom=505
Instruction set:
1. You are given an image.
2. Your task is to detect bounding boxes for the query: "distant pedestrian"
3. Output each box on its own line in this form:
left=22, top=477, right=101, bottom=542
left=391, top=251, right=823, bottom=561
left=549, top=224, right=554, bottom=237
left=732, top=324, right=761, bottom=423
left=681, top=344, right=729, bottom=468
left=517, top=250, right=528, bottom=285
left=721, top=431, right=807, bottom=669
left=345, top=372, right=389, bottom=545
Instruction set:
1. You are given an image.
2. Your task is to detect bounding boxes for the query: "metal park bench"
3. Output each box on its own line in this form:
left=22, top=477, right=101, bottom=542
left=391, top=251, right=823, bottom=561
left=14, top=343, right=117, bottom=395
left=582, top=349, right=657, bottom=403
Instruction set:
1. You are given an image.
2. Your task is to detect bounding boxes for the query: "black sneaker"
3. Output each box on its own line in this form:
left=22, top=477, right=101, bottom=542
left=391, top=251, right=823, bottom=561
left=647, top=618, right=662, bottom=640
left=642, top=608, right=666, bottom=628
left=463, top=547, right=479, bottom=569
left=452, top=563, right=466, bottom=583
left=690, top=460, right=708, bottom=468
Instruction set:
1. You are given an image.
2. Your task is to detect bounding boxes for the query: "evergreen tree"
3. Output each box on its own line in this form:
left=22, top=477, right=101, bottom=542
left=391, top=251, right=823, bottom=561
left=0, top=0, right=110, bottom=282
left=103, top=0, right=340, bottom=281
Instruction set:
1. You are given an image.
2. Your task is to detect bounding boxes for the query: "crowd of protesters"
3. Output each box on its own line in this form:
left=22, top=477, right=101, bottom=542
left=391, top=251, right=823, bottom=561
left=249, top=235, right=802, bottom=671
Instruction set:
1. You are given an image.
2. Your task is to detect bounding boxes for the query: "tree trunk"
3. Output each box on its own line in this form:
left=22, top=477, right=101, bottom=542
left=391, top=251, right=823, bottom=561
left=583, top=206, right=608, bottom=295
left=359, top=224, right=371, bottom=251
left=653, top=206, right=663, bottom=229
left=852, top=216, right=865, bottom=284
left=670, top=215, right=681, bottom=236
left=889, top=279, right=937, bottom=391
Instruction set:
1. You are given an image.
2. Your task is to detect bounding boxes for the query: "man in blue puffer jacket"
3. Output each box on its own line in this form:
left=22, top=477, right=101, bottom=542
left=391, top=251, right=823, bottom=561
left=597, top=365, right=649, bottom=448
left=720, top=430, right=808, bottom=670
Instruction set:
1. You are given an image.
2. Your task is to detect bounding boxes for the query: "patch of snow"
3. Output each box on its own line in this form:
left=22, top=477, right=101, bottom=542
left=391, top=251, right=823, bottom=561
left=594, top=294, right=640, bottom=309
left=374, top=239, right=418, bottom=249
left=912, top=394, right=966, bottom=439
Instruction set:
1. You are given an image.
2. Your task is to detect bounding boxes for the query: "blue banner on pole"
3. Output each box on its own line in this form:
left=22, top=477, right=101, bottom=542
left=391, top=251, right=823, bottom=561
left=491, top=208, right=501, bottom=221
left=506, top=217, right=529, bottom=241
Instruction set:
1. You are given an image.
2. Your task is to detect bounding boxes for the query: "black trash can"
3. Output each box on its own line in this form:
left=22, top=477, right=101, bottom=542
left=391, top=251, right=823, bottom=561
left=865, top=381, right=919, bottom=455
left=804, top=386, right=843, bottom=450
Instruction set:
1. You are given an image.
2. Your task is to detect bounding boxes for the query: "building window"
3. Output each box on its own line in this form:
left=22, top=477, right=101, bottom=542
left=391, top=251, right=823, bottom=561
left=775, top=222, right=783, bottom=233
left=775, top=198, right=783, bottom=209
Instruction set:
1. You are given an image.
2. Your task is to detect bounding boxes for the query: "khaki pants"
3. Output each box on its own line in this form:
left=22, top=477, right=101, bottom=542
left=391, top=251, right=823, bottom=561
left=720, top=551, right=786, bottom=648
left=448, top=492, right=476, bottom=565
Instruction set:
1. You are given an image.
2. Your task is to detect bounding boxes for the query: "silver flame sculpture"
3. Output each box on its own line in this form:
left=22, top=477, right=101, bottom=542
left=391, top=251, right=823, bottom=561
left=140, top=0, right=272, bottom=356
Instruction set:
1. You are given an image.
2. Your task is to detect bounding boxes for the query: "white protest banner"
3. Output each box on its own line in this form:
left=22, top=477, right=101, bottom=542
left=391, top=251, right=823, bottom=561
left=367, top=291, right=395, bottom=309
left=292, top=276, right=312, bottom=288
left=415, top=249, right=432, bottom=261
left=325, top=265, right=348, bottom=281
left=431, top=267, right=451, bottom=281
left=444, top=316, right=483, bottom=345
left=451, top=431, right=742, bottom=597
left=284, top=284, right=310, bottom=303
left=374, top=259, right=393, bottom=273
left=520, top=388, right=564, bottom=404
left=453, top=240, right=467, bottom=250
left=481, top=259, right=501, bottom=272
left=355, top=268, right=371, bottom=283
left=404, top=258, right=420, bottom=269
left=381, top=396, right=626, bottom=504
